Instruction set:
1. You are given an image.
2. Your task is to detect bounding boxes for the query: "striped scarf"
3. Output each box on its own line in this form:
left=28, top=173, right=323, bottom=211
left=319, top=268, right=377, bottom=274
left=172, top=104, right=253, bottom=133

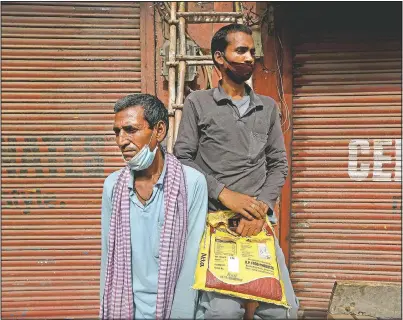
left=100, top=153, right=188, bottom=319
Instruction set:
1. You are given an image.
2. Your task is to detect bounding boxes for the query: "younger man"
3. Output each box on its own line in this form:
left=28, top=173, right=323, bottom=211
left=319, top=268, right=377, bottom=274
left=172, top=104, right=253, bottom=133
left=174, top=24, right=299, bottom=319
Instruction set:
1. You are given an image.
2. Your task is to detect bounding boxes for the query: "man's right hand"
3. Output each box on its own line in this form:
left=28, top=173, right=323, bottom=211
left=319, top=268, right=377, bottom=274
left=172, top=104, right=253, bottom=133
left=218, top=187, right=266, bottom=220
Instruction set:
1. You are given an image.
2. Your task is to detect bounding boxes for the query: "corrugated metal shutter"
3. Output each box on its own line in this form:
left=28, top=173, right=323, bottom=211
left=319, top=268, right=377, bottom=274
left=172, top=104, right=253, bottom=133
left=290, top=30, right=402, bottom=318
left=1, top=2, right=140, bottom=318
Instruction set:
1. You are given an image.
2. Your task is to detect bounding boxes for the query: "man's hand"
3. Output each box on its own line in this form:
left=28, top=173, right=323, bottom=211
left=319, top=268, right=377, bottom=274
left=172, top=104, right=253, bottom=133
left=218, top=188, right=266, bottom=220
left=236, top=218, right=265, bottom=237
left=256, top=200, right=269, bottom=216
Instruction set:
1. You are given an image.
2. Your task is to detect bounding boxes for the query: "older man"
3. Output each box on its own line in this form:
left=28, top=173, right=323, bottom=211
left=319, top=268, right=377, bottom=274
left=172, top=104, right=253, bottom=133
left=100, top=93, right=208, bottom=319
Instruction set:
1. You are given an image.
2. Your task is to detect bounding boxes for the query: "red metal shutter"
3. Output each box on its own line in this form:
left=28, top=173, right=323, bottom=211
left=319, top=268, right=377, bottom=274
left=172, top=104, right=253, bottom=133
left=290, top=34, right=402, bottom=318
left=1, top=2, right=140, bottom=318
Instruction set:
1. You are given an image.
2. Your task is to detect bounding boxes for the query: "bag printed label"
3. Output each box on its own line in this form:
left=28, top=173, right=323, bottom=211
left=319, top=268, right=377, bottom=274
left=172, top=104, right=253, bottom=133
left=228, top=256, right=239, bottom=273
left=258, top=243, right=270, bottom=260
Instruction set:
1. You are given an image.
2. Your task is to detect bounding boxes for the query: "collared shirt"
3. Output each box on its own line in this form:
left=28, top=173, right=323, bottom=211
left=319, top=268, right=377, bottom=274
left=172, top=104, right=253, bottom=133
left=100, top=160, right=208, bottom=319
left=173, top=84, right=288, bottom=223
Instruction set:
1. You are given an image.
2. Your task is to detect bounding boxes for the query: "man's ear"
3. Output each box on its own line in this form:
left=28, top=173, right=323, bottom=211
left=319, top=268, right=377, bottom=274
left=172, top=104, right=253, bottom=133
left=214, top=51, right=225, bottom=68
left=155, top=120, right=167, bottom=143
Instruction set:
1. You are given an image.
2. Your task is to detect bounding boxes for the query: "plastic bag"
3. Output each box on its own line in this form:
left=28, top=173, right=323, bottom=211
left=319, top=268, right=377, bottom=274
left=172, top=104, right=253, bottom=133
left=193, top=211, right=289, bottom=308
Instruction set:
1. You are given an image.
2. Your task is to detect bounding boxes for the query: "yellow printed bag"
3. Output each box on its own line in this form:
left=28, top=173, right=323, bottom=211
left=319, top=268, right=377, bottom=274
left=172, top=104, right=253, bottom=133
left=193, top=211, right=289, bottom=308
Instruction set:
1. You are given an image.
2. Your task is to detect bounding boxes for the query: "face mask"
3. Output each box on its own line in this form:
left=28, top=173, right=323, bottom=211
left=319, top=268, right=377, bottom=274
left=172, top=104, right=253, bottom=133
left=126, top=131, right=158, bottom=171
left=221, top=52, right=255, bottom=84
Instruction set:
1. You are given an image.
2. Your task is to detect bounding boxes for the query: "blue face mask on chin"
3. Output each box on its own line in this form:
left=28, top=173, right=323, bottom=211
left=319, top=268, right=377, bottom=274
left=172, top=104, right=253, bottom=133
left=126, top=131, right=158, bottom=171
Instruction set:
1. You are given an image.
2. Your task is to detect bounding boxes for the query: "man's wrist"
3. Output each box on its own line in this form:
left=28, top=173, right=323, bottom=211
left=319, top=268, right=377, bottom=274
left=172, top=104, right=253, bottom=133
left=218, top=187, right=229, bottom=203
left=257, top=198, right=278, bottom=225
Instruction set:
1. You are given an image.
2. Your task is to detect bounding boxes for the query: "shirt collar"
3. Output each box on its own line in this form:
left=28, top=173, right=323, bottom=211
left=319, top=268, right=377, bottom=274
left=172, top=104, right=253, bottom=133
left=213, top=81, right=264, bottom=109
left=128, top=150, right=167, bottom=190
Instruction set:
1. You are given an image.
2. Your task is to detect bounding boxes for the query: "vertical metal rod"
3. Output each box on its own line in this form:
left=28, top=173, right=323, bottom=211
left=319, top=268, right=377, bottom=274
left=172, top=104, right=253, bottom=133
left=234, top=2, right=244, bottom=24
left=234, top=2, right=253, bottom=89
left=174, top=2, right=186, bottom=143
left=167, top=2, right=177, bottom=153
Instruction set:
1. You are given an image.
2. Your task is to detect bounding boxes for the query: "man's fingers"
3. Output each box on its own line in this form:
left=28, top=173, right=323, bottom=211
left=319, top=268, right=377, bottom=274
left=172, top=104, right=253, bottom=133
left=254, top=201, right=268, bottom=218
left=236, top=220, right=254, bottom=237
left=241, top=226, right=250, bottom=237
left=257, top=201, right=266, bottom=211
left=254, top=201, right=267, bottom=218
left=257, top=201, right=269, bottom=215
left=245, top=202, right=263, bottom=219
left=246, top=224, right=261, bottom=237
left=245, top=209, right=261, bottom=220
left=248, top=202, right=265, bottom=219
left=235, top=220, right=244, bottom=235
left=239, top=209, right=254, bottom=221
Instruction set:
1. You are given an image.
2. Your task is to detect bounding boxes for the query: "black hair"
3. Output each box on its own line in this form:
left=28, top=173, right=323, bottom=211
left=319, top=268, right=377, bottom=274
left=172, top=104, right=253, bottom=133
left=114, top=93, right=169, bottom=132
left=211, top=24, right=253, bottom=68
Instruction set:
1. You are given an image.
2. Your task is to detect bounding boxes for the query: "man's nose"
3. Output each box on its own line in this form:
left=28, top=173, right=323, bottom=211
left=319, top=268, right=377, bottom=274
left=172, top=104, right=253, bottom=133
left=244, top=51, right=254, bottom=63
left=117, top=131, right=129, bottom=147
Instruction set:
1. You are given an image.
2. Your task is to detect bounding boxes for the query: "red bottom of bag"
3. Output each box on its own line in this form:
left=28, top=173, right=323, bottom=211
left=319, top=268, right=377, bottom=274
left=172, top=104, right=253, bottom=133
left=206, top=270, right=283, bottom=301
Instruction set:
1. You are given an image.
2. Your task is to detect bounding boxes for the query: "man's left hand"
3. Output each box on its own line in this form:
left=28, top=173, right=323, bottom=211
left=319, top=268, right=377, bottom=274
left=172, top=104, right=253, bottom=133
left=235, top=218, right=265, bottom=237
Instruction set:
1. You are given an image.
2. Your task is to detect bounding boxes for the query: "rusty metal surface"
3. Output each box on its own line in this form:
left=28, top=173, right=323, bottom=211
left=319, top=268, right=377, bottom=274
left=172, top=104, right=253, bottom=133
left=2, top=49, right=140, bottom=59
left=1, top=2, right=140, bottom=318
left=1, top=15, right=140, bottom=27
left=140, top=2, right=156, bottom=95
left=290, top=31, right=402, bottom=317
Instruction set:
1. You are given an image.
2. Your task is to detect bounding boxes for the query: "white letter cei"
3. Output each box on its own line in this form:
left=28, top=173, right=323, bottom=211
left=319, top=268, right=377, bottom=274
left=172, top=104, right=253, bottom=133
left=348, top=139, right=370, bottom=181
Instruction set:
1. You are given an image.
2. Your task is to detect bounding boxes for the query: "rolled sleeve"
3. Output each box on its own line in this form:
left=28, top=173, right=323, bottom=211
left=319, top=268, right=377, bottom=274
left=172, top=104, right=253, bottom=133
left=206, top=176, right=225, bottom=200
